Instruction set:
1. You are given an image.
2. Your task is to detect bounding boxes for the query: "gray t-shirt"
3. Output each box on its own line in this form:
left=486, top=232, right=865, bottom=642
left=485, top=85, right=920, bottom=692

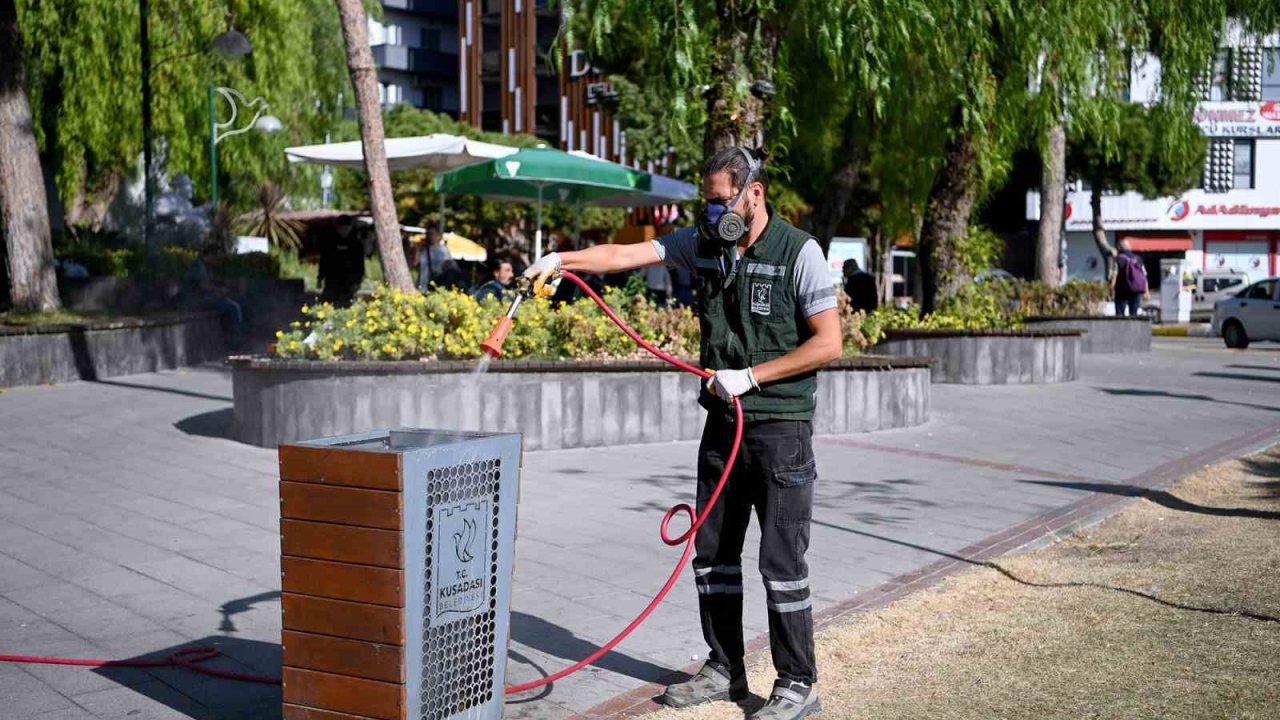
left=651, top=227, right=837, bottom=317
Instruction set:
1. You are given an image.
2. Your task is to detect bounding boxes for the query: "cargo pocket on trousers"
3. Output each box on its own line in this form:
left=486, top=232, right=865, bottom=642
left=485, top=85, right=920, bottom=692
left=772, top=460, right=815, bottom=528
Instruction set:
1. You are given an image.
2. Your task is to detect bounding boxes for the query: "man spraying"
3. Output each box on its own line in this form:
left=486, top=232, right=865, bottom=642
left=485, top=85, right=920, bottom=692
left=523, top=147, right=840, bottom=719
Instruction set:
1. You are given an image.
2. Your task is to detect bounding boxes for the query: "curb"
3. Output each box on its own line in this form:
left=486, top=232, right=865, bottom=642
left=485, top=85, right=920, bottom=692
left=568, top=422, right=1280, bottom=720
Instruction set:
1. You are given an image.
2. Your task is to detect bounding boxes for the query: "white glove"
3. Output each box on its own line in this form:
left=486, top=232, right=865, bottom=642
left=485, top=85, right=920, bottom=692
left=706, top=367, right=758, bottom=399
left=523, top=252, right=561, bottom=280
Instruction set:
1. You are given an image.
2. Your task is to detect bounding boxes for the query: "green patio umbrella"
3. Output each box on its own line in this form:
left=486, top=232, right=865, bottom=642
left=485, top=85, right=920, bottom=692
left=433, top=146, right=653, bottom=258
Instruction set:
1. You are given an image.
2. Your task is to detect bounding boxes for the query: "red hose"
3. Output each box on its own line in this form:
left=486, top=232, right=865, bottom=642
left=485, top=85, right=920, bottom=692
left=0, top=271, right=741, bottom=698
left=0, top=647, right=281, bottom=685
left=504, top=271, right=743, bottom=695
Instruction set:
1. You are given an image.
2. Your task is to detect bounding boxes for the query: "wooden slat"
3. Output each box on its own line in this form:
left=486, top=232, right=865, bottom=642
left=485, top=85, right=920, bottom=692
left=281, top=519, right=402, bottom=568
left=279, top=445, right=402, bottom=491
left=283, top=630, right=403, bottom=684
left=280, top=481, right=402, bottom=530
left=282, top=556, right=403, bottom=607
left=282, top=593, right=403, bottom=645
left=283, top=705, right=389, bottom=720
left=283, top=667, right=402, bottom=720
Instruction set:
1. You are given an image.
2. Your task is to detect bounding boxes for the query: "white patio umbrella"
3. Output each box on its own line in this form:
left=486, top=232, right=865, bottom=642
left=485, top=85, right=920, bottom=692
left=285, top=133, right=519, bottom=230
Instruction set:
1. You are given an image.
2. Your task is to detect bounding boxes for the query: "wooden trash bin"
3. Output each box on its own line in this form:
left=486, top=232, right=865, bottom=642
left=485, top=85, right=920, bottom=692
left=278, top=429, right=521, bottom=720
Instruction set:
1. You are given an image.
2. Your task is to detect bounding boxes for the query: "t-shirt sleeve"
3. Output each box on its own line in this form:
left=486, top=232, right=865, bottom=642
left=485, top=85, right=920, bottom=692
left=650, top=227, right=699, bottom=273
left=794, top=239, right=838, bottom=317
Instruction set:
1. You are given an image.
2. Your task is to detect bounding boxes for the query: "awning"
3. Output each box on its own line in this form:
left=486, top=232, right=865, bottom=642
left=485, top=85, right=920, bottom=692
left=1120, top=234, right=1193, bottom=252
left=285, top=134, right=517, bottom=172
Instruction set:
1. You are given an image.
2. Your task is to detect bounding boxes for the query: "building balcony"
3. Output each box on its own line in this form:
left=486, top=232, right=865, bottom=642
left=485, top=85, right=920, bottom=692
left=372, top=44, right=409, bottom=71
left=381, top=0, right=457, bottom=18
left=410, top=48, right=459, bottom=78
left=373, top=45, right=459, bottom=78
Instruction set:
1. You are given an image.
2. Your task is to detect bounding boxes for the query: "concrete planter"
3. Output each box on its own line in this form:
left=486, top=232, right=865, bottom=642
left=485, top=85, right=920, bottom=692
left=0, top=313, right=226, bottom=387
left=1022, top=316, right=1151, bottom=354
left=870, top=328, right=1082, bottom=384
left=230, top=356, right=933, bottom=449
left=63, top=277, right=306, bottom=341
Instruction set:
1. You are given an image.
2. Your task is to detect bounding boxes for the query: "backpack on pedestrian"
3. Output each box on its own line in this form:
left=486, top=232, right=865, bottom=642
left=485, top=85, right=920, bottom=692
left=1118, top=253, right=1147, bottom=294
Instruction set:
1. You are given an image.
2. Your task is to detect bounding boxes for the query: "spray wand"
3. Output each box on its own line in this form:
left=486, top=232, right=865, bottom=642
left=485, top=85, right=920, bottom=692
left=483, top=269, right=743, bottom=696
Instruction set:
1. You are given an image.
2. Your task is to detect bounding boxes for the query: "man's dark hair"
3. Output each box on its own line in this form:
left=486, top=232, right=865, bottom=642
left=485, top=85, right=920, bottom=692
left=702, top=146, right=769, bottom=193
left=488, top=257, right=512, bottom=275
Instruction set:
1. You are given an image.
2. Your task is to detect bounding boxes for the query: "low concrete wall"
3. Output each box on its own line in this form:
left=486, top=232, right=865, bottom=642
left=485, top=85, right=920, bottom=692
left=870, top=329, right=1082, bottom=384
left=63, top=277, right=306, bottom=341
left=230, top=357, right=933, bottom=449
left=1023, top=316, right=1151, bottom=354
left=0, top=313, right=226, bottom=387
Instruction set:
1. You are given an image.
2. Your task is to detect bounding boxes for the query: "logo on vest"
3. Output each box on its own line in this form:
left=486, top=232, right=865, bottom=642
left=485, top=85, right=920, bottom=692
left=751, top=281, right=772, bottom=316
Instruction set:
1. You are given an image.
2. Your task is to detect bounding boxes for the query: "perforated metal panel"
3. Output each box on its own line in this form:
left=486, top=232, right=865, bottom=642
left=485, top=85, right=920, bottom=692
left=399, top=430, right=521, bottom=720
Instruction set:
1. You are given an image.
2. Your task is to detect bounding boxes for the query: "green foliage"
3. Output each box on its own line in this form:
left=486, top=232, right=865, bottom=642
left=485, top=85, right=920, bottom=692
left=1067, top=102, right=1207, bottom=198
left=273, top=285, right=702, bottom=362
left=57, top=243, right=278, bottom=280
left=16, top=0, right=350, bottom=216
left=955, top=225, right=1006, bottom=278
left=867, top=278, right=1110, bottom=334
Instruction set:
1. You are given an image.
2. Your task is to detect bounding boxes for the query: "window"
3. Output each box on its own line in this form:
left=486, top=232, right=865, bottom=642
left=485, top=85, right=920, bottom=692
left=422, top=85, right=444, bottom=109
left=1209, top=50, right=1231, bottom=101
left=420, top=27, right=442, bottom=52
left=1205, top=276, right=1245, bottom=293
left=1264, top=48, right=1280, bottom=101
left=385, top=24, right=402, bottom=46
left=1233, top=139, right=1254, bottom=189
left=1244, top=280, right=1275, bottom=300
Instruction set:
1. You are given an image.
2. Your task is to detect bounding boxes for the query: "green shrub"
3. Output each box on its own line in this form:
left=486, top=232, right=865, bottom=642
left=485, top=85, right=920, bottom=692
left=273, top=285, right=701, bottom=362
left=219, top=252, right=281, bottom=280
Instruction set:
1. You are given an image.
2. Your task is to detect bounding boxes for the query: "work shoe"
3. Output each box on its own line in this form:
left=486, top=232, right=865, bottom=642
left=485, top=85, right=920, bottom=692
left=658, top=663, right=748, bottom=708
left=748, top=679, right=821, bottom=720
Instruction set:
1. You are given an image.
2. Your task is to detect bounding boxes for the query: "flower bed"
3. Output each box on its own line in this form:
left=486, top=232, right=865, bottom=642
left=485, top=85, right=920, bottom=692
left=1021, top=316, right=1151, bottom=354
left=870, top=328, right=1083, bottom=384
left=0, top=312, right=225, bottom=387
left=230, top=355, right=932, bottom=449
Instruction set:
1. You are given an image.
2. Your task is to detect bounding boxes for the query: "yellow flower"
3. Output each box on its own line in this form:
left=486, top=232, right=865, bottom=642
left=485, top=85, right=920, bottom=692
left=275, top=330, right=284, bottom=339
left=301, top=305, right=310, bottom=314
left=316, top=310, right=326, bottom=320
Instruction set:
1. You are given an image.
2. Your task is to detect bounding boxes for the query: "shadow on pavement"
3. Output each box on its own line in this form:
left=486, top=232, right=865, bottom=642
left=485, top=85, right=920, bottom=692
left=92, top=635, right=281, bottom=720
left=1096, top=386, right=1280, bottom=414
left=93, top=378, right=233, bottom=402
left=219, top=591, right=281, bottom=633
left=175, top=408, right=235, bottom=440
left=509, top=611, right=684, bottom=686
left=811, top=517, right=1280, bottom=624
left=504, top=648, right=555, bottom=704
left=1021, top=479, right=1280, bottom=521
left=1194, top=371, right=1280, bottom=385
left=1225, top=364, right=1280, bottom=373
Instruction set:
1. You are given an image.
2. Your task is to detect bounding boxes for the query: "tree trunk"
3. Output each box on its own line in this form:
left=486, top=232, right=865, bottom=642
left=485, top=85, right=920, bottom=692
left=334, top=0, right=413, bottom=291
left=1090, top=182, right=1118, bottom=282
left=0, top=0, right=61, bottom=312
left=918, top=125, right=981, bottom=313
left=806, top=110, right=871, bottom=253
left=1036, top=122, right=1066, bottom=286
left=703, top=2, right=787, bottom=157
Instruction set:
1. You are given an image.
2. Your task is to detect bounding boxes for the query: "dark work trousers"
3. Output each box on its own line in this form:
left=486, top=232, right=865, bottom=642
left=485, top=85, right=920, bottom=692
left=694, top=412, right=817, bottom=684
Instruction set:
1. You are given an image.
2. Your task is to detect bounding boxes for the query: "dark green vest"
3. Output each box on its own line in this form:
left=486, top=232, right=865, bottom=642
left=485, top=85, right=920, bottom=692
left=695, top=212, right=817, bottom=422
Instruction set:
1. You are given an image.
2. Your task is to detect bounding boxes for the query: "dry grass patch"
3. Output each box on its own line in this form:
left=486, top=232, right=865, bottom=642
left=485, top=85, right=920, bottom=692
left=651, top=447, right=1280, bottom=720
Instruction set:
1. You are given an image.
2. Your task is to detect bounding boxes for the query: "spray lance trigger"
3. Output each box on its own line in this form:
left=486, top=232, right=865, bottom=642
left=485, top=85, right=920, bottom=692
left=479, top=269, right=561, bottom=359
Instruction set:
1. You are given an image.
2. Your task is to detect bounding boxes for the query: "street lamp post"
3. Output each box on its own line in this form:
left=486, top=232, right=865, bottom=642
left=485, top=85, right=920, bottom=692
left=208, top=85, right=282, bottom=207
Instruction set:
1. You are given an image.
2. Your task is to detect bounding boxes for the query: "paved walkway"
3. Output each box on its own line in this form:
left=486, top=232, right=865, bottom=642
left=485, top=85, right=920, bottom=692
left=0, top=338, right=1277, bottom=719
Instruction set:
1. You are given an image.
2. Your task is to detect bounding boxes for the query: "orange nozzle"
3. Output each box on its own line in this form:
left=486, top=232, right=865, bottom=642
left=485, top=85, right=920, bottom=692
left=480, top=316, right=515, bottom=358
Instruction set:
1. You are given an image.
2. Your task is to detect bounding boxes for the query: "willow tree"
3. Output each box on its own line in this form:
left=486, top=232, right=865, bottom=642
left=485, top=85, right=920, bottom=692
left=2, top=0, right=59, bottom=311
left=16, top=0, right=350, bottom=229
left=568, top=0, right=858, bottom=161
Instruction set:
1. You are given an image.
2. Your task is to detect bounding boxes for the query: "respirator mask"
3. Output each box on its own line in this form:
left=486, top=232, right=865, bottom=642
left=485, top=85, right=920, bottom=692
left=697, top=147, right=761, bottom=247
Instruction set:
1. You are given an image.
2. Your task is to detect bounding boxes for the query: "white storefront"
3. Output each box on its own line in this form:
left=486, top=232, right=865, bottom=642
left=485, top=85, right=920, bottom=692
left=1028, top=37, right=1280, bottom=285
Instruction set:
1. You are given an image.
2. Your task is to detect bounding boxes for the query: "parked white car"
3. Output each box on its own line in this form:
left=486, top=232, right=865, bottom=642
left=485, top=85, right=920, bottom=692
left=1144, top=269, right=1250, bottom=323
left=1212, top=277, right=1280, bottom=349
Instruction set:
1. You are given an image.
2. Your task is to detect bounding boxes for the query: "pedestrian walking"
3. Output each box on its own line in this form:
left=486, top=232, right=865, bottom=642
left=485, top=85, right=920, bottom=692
left=1113, top=239, right=1149, bottom=317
